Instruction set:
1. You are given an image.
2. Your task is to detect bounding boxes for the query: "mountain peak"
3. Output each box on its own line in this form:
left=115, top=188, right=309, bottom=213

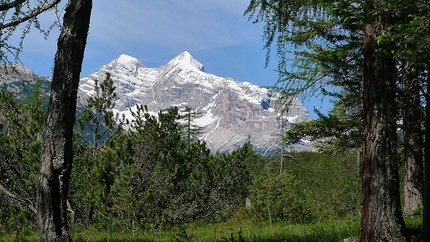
left=167, top=51, right=204, bottom=72
left=103, top=54, right=146, bottom=76
left=116, top=54, right=145, bottom=68
left=0, top=64, right=34, bottom=78
left=76, top=52, right=311, bottom=153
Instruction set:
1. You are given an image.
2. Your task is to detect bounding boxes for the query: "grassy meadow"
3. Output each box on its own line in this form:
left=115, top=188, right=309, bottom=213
left=1, top=151, right=423, bottom=241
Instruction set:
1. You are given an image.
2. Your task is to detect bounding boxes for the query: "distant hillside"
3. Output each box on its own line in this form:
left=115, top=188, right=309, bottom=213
left=0, top=64, right=51, bottom=101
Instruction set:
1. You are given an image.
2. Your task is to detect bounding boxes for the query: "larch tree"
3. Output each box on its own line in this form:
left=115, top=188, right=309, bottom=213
left=400, top=59, right=423, bottom=217
left=0, top=0, right=92, bottom=241
left=74, top=72, right=116, bottom=223
left=391, top=0, right=430, bottom=235
left=37, top=0, right=92, bottom=241
left=360, top=0, right=406, bottom=240
left=389, top=0, right=425, bottom=219
left=78, top=72, right=116, bottom=159
left=245, top=0, right=411, bottom=241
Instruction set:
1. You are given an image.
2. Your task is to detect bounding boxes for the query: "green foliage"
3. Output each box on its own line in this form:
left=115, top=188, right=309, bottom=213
left=70, top=101, right=252, bottom=230
left=1, top=74, right=361, bottom=238
left=237, top=138, right=265, bottom=177
left=244, top=151, right=360, bottom=224
left=381, top=0, right=430, bottom=62
left=246, top=0, right=364, bottom=156
left=115, top=105, right=251, bottom=229
left=2, top=219, right=359, bottom=242
left=284, top=97, right=361, bottom=153
left=247, top=2, right=430, bottom=239
left=71, top=73, right=119, bottom=226
left=0, top=81, right=46, bottom=230
left=245, top=0, right=363, bottom=101
left=179, top=106, right=204, bottom=143
left=284, top=152, right=360, bottom=221
left=77, top=72, right=116, bottom=149
left=249, top=169, right=314, bottom=224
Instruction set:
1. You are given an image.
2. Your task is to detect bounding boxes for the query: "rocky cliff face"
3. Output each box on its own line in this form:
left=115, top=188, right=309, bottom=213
left=0, top=52, right=312, bottom=153
left=0, top=64, right=52, bottom=100
left=79, top=51, right=312, bottom=153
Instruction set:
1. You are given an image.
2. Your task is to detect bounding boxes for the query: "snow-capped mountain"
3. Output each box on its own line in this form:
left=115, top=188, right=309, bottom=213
left=79, top=51, right=312, bottom=153
left=0, top=52, right=312, bottom=153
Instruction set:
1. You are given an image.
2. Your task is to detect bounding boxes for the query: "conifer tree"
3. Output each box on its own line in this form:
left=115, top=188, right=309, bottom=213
left=73, top=72, right=117, bottom=223
left=179, top=106, right=203, bottom=146
left=78, top=72, right=116, bottom=154
left=244, top=0, right=428, bottom=240
left=0, top=80, right=47, bottom=229
left=0, top=0, right=93, bottom=239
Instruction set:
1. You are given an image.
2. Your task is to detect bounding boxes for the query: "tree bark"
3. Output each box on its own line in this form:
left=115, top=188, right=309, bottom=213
left=359, top=3, right=406, bottom=240
left=402, top=61, right=423, bottom=216
left=37, top=0, right=92, bottom=241
left=423, top=63, right=430, bottom=239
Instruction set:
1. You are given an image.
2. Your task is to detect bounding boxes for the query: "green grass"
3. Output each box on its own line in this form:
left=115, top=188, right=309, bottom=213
left=71, top=220, right=360, bottom=241
left=0, top=219, right=359, bottom=242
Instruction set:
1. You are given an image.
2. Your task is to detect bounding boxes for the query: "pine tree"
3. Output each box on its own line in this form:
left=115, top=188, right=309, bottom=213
left=179, top=106, right=203, bottom=144
left=0, top=80, right=47, bottom=229
left=73, top=72, right=117, bottom=224
left=245, top=0, right=427, bottom=240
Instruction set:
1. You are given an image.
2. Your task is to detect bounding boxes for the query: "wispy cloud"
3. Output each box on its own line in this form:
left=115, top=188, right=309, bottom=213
left=89, top=0, right=258, bottom=53
left=5, top=1, right=329, bottom=118
left=15, top=1, right=265, bottom=78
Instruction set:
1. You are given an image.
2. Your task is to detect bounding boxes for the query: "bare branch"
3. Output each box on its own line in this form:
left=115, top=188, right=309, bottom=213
left=0, top=182, right=37, bottom=215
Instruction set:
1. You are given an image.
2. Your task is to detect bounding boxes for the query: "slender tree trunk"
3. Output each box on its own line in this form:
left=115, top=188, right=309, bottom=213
left=37, top=0, right=92, bottom=241
left=423, top=63, right=430, bottom=239
left=359, top=1, right=406, bottom=239
left=402, top=61, right=423, bottom=216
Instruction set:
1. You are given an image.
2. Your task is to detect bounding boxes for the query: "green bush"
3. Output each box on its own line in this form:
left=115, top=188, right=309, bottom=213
left=245, top=151, right=360, bottom=224
left=248, top=169, right=314, bottom=224
left=284, top=152, right=361, bottom=221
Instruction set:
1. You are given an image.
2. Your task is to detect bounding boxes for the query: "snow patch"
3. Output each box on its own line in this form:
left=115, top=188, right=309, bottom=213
left=166, top=51, right=204, bottom=72
left=193, top=109, right=218, bottom=127
left=286, top=115, right=299, bottom=123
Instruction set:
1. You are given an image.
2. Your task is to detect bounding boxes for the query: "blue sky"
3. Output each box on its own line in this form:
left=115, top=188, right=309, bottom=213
left=14, top=0, right=332, bottom=118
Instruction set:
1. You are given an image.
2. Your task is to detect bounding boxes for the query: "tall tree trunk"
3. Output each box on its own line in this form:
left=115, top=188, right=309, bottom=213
left=402, top=61, right=423, bottom=216
left=359, top=1, right=406, bottom=240
left=37, top=0, right=92, bottom=241
left=423, top=63, right=430, bottom=239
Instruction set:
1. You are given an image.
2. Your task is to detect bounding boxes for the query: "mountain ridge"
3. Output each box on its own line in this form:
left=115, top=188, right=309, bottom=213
left=0, top=52, right=312, bottom=153
left=79, top=51, right=312, bottom=153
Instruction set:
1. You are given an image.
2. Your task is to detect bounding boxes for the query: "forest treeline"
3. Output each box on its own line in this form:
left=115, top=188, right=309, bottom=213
left=0, top=76, right=360, bottom=235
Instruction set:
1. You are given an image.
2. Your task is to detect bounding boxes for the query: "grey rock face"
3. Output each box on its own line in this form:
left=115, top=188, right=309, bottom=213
left=79, top=51, right=312, bottom=153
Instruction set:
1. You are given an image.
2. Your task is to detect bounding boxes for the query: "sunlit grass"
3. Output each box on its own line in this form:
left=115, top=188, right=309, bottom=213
left=0, top=219, right=359, bottom=242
